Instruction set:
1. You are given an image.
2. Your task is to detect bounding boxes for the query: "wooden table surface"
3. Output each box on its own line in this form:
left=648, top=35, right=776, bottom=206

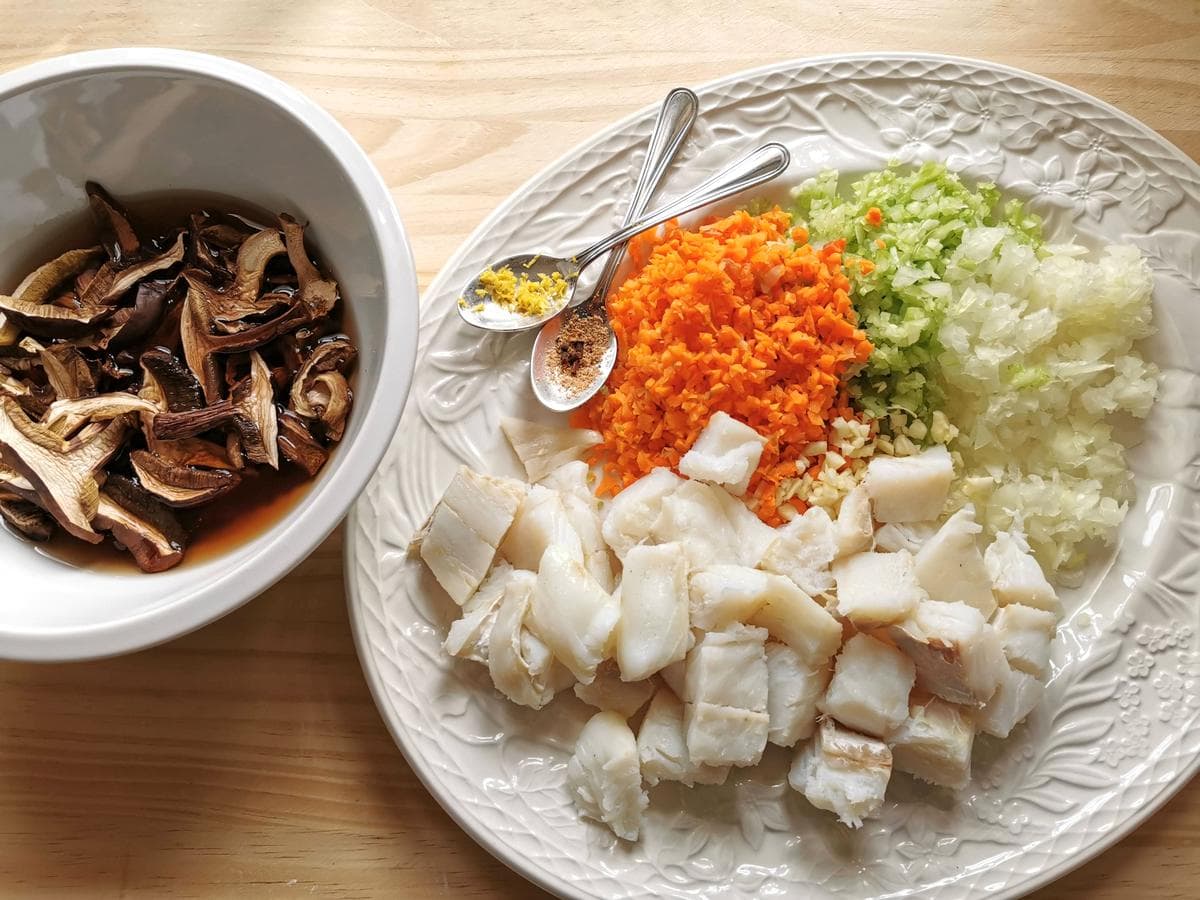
left=0, top=1, right=1197, bottom=896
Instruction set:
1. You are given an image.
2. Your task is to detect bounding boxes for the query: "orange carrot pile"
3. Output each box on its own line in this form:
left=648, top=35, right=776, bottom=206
left=575, top=207, right=873, bottom=523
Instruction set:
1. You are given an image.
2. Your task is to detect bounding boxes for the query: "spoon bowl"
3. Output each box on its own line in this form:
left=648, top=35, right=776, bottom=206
left=530, top=310, right=619, bottom=411
left=456, top=253, right=579, bottom=332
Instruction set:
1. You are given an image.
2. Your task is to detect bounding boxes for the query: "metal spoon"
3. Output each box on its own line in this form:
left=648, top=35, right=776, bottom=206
left=529, top=87, right=697, bottom=411
left=456, top=141, right=792, bottom=334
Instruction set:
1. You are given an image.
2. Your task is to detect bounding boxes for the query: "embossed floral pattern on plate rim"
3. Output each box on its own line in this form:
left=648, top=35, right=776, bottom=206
left=346, top=53, right=1200, bottom=900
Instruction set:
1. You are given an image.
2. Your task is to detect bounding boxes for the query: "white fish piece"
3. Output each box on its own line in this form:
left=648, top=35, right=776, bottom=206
left=888, top=601, right=1008, bottom=706
left=832, top=550, right=926, bottom=629
left=659, top=659, right=687, bottom=698
left=820, top=633, right=915, bottom=738
left=834, top=484, right=874, bottom=558
left=914, top=505, right=996, bottom=618
left=992, top=603, right=1057, bottom=679
left=488, top=570, right=570, bottom=709
left=765, top=641, right=831, bottom=747
left=683, top=624, right=769, bottom=710
left=560, top=489, right=616, bottom=592
left=709, top=486, right=780, bottom=567
left=875, top=521, right=937, bottom=554
left=747, top=574, right=843, bottom=667
left=685, top=701, right=771, bottom=768
left=864, top=444, right=954, bottom=523
left=651, top=479, right=742, bottom=570
left=437, top=465, right=528, bottom=547
left=500, top=485, right=584, bottom=573
left=444, top=561, right=519, bottom=663
left=637, top=688, right=729, bottom=786
left=537, top=459, right=597, bottom=506
left=890, top=697, right=975, bottom=790
left=566, top=711, right=648, bottom=841
left=530, top=544, right=620, bottom=683
left=678, top=410, right=767, bottom=496
left=974, top=662, right=1044, bottom=738
left=984, top=530, right=1062, bottom=618
left=602, top=467, right=685, bottom=559
left=574, top=662, right=656, bottom=718
left=789, top=718, right=892, bottom=828
left=501, top=416, right=602, bottom=483
left=689, top=564, right=773, bottom=630
left=760, top=506, right=838, bottom=595
left=616, top=543, right=691, bottom=682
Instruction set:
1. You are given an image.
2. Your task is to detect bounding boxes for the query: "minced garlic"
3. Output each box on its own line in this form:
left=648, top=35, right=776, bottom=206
left=471, top=265, right=569, bottom=317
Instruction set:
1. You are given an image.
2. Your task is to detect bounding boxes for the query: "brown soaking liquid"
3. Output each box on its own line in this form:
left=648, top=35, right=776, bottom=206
left=5, top=190, right=353, bottom=573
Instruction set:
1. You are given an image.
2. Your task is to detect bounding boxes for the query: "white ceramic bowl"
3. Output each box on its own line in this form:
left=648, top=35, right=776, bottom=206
left=0, top=49, right=416, bottom=660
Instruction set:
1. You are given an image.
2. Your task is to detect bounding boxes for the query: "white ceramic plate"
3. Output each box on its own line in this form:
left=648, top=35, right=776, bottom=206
left=347, top=54, right=1200, bottom=899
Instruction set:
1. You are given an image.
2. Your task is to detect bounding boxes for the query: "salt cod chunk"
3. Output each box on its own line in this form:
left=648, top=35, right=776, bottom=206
left=567, top=711, right=648, bottom=841
left=889, top=697, right=975, bottom=790
left=984, top=530, right=1061, bottom=617
left=601, top=467, right=684, bottom=559
left=820, top=633, right=915, bottom=738
left=864, top=445, right=953, bottom=523
left=834, top=484, right=874, bottom=558
left=678, top=411, right=767, bottom=496
left=683, top=625, right=770, bottom=767
left=537, top=459, right=595, bottom=506
left=832, top=549, right=926, bottom=628
left=488, top=569, right=573, bottom=708
left=913, top=505, right=996, bottom=618
left=747, top=575, right=843, bottom=667
left=765, top=641, right=831, bottom=747
left=574, top=662, right=656, bottom=718
left=689, top=564, right=774, bottom=630
left=555, top=482, right=615, bottom=591
left=789, top=718, right=892, bottom=828
left=874, top=521, right=937, bottom=554
left=658, top=659, right=686, bottom=698
left=889, top=600, right=1007, bottom=706
left=992, top=603, right=1057, bottom=679
left=760, top=505, right=838, bottom=596
left=709, top=485, right=782, bottom=567
left=443, top=561, right=519, bottom=663
left=975, top=661, right=1045, bottom=738
left=637, top=688, right=729, bottom=786
left=500, top=416, right=601, bottom=483
left=616, top=543, right=691, bottom=682
left=651, top=479, right=742, bottom=570
left=499, top=484, right=584, bottom=573
left=415, top=466, right=527, bottom=604
left=530, top=544, right=619, bottom=683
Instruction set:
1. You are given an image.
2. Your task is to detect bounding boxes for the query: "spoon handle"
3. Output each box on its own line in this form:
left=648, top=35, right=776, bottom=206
left=578, top=88, right=698, bottom=311
left=572, top=142, right=792, bottom=272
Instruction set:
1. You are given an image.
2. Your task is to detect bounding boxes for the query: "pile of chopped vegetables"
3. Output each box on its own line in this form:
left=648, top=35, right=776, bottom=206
left=577, top=208, right=872, bottom=523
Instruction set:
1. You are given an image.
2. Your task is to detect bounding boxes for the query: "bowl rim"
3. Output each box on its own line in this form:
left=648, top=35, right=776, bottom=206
left=0, top=48, right=417, bottom=661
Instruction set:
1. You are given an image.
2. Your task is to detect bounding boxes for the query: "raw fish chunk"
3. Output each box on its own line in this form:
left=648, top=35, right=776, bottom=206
left=538, top=459, right=597, bottom=506
left=832, top=550, right=926, bottom=628
left=984, top=530, right=1061, bottom=617
left=789, top=718, right=892, bottom=828
left=992, top=603, right=1057, bottom=679
left=437, top=465, right=528, bottom=547
left=602, top=468, right=684, bottom=559
left=488, top=570, right=572, bottom=708
left=501, top=416, right=601, bottom=483
left=689, top=565, right=773, bottom=630
left=835, top=484, right=874, bottom=558
left=567, top=711, right=648, bottom=841
left=678, top=411, right=766, bottom=496
left=530, top=545, right=619, bottom=683
left=914, top=505, right=996, bottom=618
left=574, top=662, right=656, bottom=717
left=760, top=506, right=838, bottom=595
left=875, top=521, right=937, bottom=554
left=820, top=633, right=915, bottom=738
left=747, top=574, right=843, bottom=667
left=637, top=688, right=730, bottom=786
left=864, top=445, right=953, bottom=523
left=685, top=701, right=771, bottom=768
left=709, top=485, right=780, bottom=566
left=500, top=485, right=584, bottom=573
left=974, top=662, right=1044, bottom=738
left=444, top=561, right=519, bottom=663
left=616, top=543, right=691, bottom=681
left=559, top=488, right=616, bottom=591
left=651, top=479, right=741, bottom=570
left=888, top=600, right=1007, bottom=706
left=765, top=641, right=831, bottom=747
left=683, top=624, right=769, bottom=710
left=890, top=697, right=975, bottom=790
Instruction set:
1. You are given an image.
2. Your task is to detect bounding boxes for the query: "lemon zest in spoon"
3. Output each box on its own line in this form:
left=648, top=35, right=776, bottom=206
left=476, top=265, right=569, bottom=317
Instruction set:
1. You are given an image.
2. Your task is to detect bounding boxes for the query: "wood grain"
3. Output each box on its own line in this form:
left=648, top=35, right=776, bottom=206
left=0, top=1, right=1197, bottom=896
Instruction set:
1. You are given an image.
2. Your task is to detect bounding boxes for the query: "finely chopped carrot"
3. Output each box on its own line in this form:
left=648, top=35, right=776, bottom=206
left=576, top=207, right=872, bottom=523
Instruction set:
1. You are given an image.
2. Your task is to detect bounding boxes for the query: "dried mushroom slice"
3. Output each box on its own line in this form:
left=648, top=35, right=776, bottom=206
left=207, top=228, right=289, bottom=330
left=0, top=396, right=126, bottom=541
left=138, top=351, right=230, bottom=470
left=129, top=449, right=240, bottom=508
left=153, top=351, right=279, bottom=468
left=277, top=408, right=328, bottom=476
left=100, top=279, right=178, bottom=351
left=44, top=393, right=160, bottom=430
left=290, top=337, right=355, bottom=442
left=0, top=499, right=54, bottom=541
left=77, top=232, right=185, bottom=306
left=95, top=475, right=187, bottom=573
left=279, top=215, right=338, bottom=319
left=86, top=181, right=141, bottom=265
left=0, top=293, right=117, bottom=338
left=140, top=347, right=204, bottom=412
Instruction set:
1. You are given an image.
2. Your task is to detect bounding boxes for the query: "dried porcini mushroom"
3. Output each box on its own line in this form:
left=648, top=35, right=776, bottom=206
left=0, top=184, right=351, bottom=571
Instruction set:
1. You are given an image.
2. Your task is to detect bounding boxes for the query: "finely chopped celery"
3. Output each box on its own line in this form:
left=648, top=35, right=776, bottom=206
left=795, top=162, right=1159, bottom=577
